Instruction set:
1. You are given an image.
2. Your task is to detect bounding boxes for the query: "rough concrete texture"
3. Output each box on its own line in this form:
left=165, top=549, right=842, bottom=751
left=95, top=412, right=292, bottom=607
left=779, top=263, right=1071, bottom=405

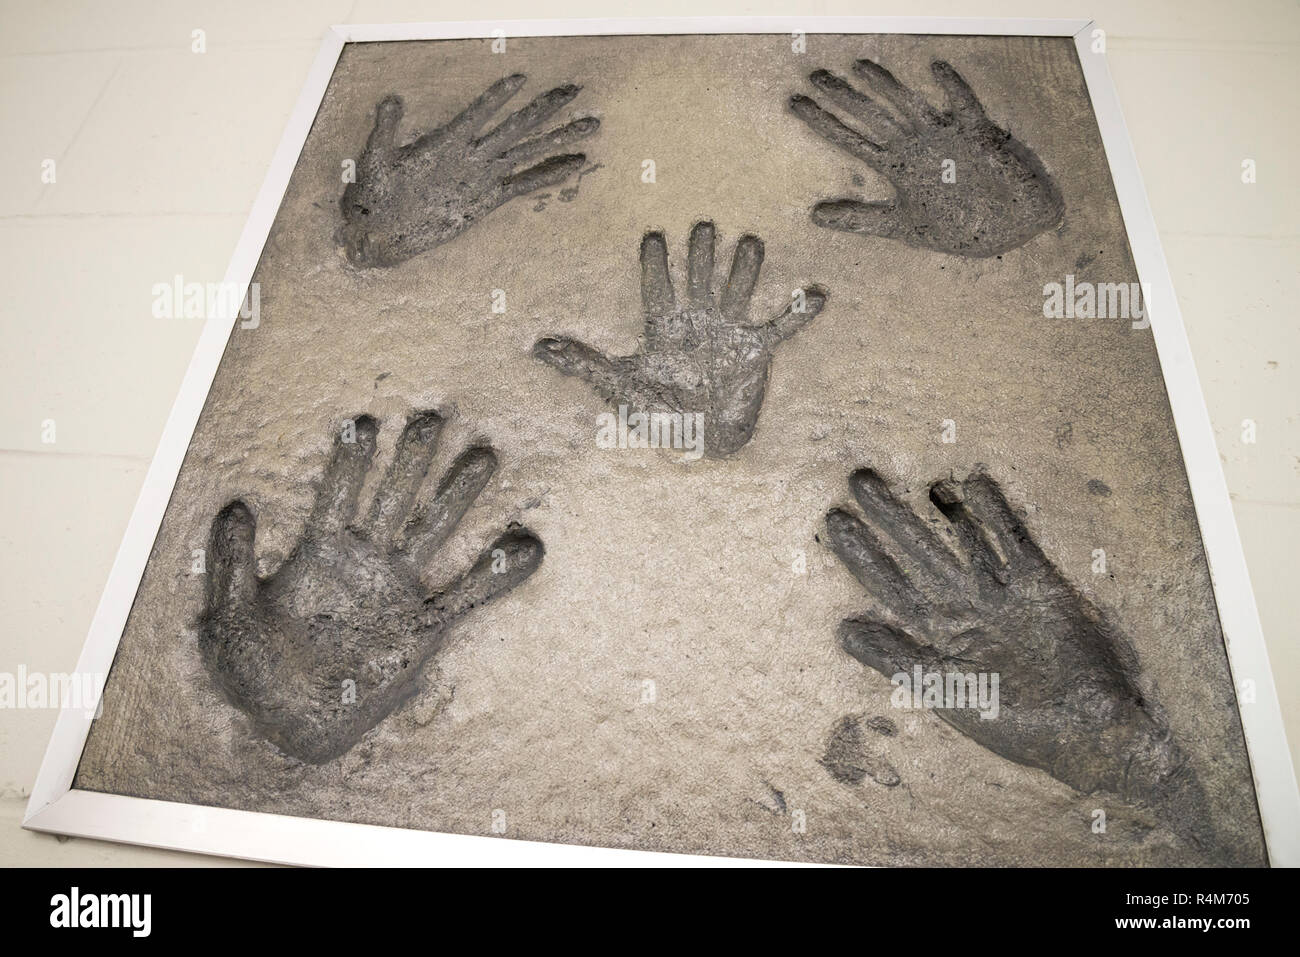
left=75, top=34, right=1266, bottom=866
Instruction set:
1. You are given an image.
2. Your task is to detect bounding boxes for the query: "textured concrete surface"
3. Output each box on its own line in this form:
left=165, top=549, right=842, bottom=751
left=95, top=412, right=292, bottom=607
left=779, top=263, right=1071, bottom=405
left=62, top=33, right=1265, bottom=865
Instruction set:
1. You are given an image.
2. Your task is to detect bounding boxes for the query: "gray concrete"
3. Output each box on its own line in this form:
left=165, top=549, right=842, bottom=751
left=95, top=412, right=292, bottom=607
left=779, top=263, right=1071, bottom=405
left=75, top=34, right=1264, bottom=866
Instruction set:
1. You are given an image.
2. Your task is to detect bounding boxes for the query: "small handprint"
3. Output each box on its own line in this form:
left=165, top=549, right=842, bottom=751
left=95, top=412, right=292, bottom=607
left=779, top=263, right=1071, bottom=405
left=790, top=59, right=1064, bottom=257
left=198, top=412, right=543, bottom=763
left=340, top=74, right=599, bottom=266
left=533, top=222, right=828, bottom=458
left=826, top=466, right=1234, bottom=861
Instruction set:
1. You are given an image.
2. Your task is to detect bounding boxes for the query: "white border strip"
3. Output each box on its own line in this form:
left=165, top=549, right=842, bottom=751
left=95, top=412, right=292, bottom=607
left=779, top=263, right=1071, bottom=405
left=335, top=16, right=1091, bottom=42
left=24, top=16, right=1297, bottom=867
left=24, top=790, right=809, bottom=867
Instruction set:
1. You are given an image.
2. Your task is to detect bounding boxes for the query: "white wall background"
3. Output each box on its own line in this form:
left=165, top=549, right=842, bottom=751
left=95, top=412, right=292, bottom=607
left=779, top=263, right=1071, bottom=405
left=0, top=1, right=1295, bottom=865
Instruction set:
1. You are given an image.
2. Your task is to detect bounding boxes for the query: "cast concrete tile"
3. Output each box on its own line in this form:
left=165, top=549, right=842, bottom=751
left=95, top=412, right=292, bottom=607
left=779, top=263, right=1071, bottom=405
left=66, top=35, right=1267, bottom=866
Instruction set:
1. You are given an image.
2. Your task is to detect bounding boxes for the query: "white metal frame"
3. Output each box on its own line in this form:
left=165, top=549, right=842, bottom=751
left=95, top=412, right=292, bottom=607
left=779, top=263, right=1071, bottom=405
left=23, top=17, right=1299, bottom=867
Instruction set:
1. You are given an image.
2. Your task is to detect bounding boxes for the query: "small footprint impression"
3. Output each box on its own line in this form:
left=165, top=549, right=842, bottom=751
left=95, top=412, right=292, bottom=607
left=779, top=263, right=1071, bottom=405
left=821, top=713, right=902, bottom=788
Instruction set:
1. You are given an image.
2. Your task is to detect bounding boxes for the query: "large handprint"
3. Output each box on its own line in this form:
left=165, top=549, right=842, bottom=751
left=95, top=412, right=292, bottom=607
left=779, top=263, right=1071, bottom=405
left=340, top=74, right=598, bottom=267
left=826, top=466, right=1235, bottom=862
left=790, top=59, right=1064, bottom=257
left=198, top=412, right=543, bottom=763
left=533, top=222, right=828, bottom=458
